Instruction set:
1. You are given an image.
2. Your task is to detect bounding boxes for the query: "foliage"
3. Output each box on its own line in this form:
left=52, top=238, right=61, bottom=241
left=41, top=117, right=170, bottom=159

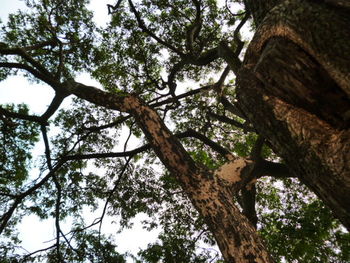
left=257, top=178, right=350, bottom=263
left=0, top=104, right=39, bottom=187
left=0, top=0, right=348, bottom=262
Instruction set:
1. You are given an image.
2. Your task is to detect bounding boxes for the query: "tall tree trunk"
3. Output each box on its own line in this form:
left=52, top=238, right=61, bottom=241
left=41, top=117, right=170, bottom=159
left=64, top=0, right=350, bottom=260
left=238, top=0, right=350, bottom=230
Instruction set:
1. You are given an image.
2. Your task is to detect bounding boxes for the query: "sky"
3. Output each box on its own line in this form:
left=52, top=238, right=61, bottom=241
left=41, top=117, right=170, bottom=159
left=0, top=0, right=236, bottom=259
left=0, top=0, right=160, bottom=259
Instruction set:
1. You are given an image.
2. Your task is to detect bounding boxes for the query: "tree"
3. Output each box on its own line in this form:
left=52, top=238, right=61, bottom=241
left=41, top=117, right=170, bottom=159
left=0, top=0, right=349, bottom=262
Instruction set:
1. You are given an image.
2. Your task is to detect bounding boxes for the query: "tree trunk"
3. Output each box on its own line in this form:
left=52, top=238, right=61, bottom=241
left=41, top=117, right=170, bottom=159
left=238, top=0, right=350, bottom=230
left=65, top=0, right=350, bottom=260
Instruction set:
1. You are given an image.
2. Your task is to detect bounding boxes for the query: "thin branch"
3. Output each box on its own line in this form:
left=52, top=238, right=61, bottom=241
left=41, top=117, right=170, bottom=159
left=22, top=244, right=56, bottom=260
left=219, top=96, right=247, bottom=119
left=226, top=0, right=247, bottom=17
left=42, top=124, right=63, bottom=261
left=63, top=144, right=150, bottom=161
left=107, top=0, right=123, bottom=14
left=53, top=173, right=63, bottom=261
left=56, top=41, right=65, bottom=79
left=128, top=0, right=184, bottom=55
left=12, top=39, right=58, bottom=52
left=233, top=12, right=250, bottom=57
left=186, top=0, right=202, bottom=54
left=216, top=66, right=231, bottom=90
left=98, top=157, right=132, bottom=240
left=63, top=129, right=232, bottom=162
left=83, top=115, right=130, bottom=132
left=0, top=160, right=66, bottom=234
left=208, top=111, right=254, bottom=132
left=123, top=124, right=134, bottom=153
left=153, top=65, right=230, bottom=108
left=41, top=125, right=53, bottom=170
left=0, top=92, right=66, bottom=126
left=179, top=129, right=233, bottom=159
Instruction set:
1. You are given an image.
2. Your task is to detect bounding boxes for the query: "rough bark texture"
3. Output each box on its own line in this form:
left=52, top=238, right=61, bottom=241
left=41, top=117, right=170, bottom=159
left=66, top=81, right=273, bottom=262
left=64, top=0, right=350, bottom=260
left=238, top=0, right=350, bottom=229
left=127, top=98, right=273, bottom=262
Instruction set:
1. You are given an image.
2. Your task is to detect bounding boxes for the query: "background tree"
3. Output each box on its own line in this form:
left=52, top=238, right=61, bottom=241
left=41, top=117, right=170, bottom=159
left=0, top=0, right=349, bottom=262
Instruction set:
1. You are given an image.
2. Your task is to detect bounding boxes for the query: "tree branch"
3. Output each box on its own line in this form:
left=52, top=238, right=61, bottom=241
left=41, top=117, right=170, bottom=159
left=0, top=160, right=66, bottom=235
left=0, top=47, right=54, bottom=80
left=218, top=41, right=242, bottom=74
left=0, top=92, right=67, bottom=126
left=0, top=106, right=45, bottom=125
left=128, top=0, right=184, bottom=55
left=0, top=62, right=59, bottom=88
left=186, top=0, right=202, bottom=54
left=98, top=157, right=131, bottom=240
left=41, top=93, right=68, bottom=121
left=41, top=125, right=53, bottom=171
left=259, top=160, right=294, bottom=178
left=208, top=111, right=254, bottom=132
left=179, top=128, right=234, bottom=159
left=219, top=96, right=247, bottom=119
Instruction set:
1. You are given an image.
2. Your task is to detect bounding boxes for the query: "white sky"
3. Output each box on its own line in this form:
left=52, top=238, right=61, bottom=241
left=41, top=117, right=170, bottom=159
left=0, top=0, right=159, bottom=259
left=0, top=0, right=237, bottom=259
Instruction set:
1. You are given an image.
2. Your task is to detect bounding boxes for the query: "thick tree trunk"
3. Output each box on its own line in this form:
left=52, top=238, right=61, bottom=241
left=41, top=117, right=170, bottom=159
left=64, top=1, right=350, bottom=260
left=238, top=0, right=350, bottom=229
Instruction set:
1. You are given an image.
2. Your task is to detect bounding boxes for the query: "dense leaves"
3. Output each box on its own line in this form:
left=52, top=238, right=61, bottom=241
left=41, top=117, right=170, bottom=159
left=0, top=104, right=39, bottom=187
left=257, top=178, right=350, bottom=263
left=0, top=0, right=348, bottom=262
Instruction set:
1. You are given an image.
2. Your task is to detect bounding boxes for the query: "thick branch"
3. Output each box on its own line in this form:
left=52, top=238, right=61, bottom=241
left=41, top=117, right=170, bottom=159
left=59, top=79, right=272, bottom=262
left=218, top=41, right=242, bottom=74
left=259, top=160, right=294, bottom=178
left=0, top=47, right=54, bottom=80
left=41, top=93, right=68, bottom=121
left=0, top=106, right=44, bottom=124
left=0, top=62, right=59, bottom=88
left=240, top=185, right=258, bottom=228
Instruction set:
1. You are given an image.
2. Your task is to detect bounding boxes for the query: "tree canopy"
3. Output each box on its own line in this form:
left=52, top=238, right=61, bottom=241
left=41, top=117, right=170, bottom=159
left=0, top=0, right=349, bottom=262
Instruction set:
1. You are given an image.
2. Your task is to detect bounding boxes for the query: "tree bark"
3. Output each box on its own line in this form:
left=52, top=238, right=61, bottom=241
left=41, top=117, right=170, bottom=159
left=66, top=81, right=273, bottom=262
left=237, top=0, right=350, bottom=230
